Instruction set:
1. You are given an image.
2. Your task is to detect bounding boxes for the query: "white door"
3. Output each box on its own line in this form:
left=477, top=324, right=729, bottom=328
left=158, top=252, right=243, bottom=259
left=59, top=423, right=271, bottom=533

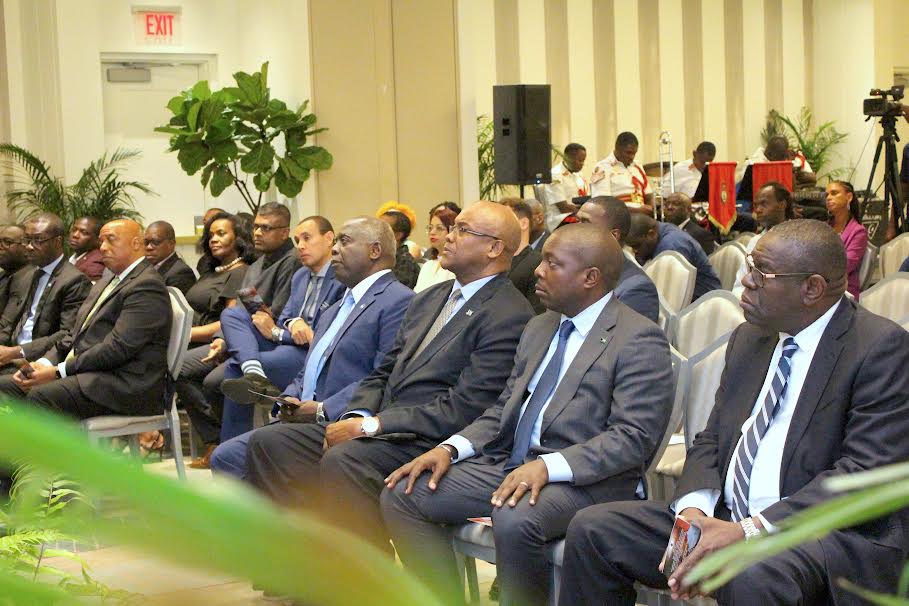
left=101, top=62, right=247, bottom=237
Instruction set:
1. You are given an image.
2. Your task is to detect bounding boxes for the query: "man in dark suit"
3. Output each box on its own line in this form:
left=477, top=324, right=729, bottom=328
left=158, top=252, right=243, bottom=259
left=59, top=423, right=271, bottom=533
left=577, top=196, right=660, bottom=323
left=213, top=216, right=344, bottom=449
left=627, top=214, right=721, bottom=302
left=500, top=198, right=544, bottom=313
left=381, top=224, right=674, bottom=606
left=0, top=214, right=90, bottom=372
left=144, top=221, right=196, bottom=294
left=0, top=219, right=171, bottom=419
left=663, top=192, right=716, bottom=255
left=527, top=198, right=550, bottom=252
left=211, top=217, right=414, bottom=480
left=558, top=219, right=909, bottom=606
left=0, top=224, right=29, bottom=308
left=67, top=217, right=105, bottom=282
left=244, top=201, right=535, bottom=550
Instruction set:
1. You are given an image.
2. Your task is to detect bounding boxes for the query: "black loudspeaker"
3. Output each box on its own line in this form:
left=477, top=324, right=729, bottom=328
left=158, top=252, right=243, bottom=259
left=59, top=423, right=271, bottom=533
left=493, top=84, right=552, bottom=185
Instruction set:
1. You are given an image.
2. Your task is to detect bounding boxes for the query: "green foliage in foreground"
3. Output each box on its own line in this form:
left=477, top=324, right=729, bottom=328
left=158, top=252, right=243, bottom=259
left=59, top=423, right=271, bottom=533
left=687, top=460, right=909, bottom=605
left=0, top=401, right=443, bottom=605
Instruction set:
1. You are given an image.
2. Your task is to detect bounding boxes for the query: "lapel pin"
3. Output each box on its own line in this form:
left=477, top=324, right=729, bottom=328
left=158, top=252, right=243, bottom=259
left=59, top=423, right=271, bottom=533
left=466, top=309, right=474, bottom=317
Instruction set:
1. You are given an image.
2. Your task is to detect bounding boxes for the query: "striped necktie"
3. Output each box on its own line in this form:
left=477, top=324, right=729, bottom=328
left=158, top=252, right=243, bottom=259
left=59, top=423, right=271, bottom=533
left=65, top=277, right=120, bottom=362
left=730, top=337, right=798, bottom=521
left=411, top=287, right=462, bottom=360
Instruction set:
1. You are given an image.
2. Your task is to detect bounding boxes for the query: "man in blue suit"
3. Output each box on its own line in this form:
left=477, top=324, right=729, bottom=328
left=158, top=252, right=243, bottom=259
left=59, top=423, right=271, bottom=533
left=213, top=216, right=345, bottom=447
left=211, top=216, right=414, bottom=479
left=577, top=196, right=660, bottom=323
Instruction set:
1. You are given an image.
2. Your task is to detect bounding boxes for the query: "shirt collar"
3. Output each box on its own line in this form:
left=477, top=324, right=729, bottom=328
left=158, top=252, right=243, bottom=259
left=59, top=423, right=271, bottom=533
left=311, top=260, right=331, bottom=279
left=451, top=273, right=500, bottom=302
left=349, top=268, right=392, bottom=304
left=530, top=231, right=547, bottom=249
left=117, top=256, right=146, bottom=281
left=560, top=291, right=613, bottom=337
left=154, top=252, right=176, bottom=269
left=678, top=218, right=691, bottom=230
left=780, top=298, right=842, bottom=355
left=41, top=255, right=64, bottom=275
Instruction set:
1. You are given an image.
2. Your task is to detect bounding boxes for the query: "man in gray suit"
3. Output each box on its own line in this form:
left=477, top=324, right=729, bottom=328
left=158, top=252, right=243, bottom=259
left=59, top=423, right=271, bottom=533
left=245, top=201, right=535, bottom=551
left=381, top=223, right=674, bottom=606
left=577, top=196, right=660, bottom=323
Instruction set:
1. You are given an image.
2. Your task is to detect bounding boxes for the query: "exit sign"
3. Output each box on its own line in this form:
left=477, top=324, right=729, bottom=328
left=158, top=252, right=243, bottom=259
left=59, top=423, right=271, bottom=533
left=133, top=6, right=181, bottom=45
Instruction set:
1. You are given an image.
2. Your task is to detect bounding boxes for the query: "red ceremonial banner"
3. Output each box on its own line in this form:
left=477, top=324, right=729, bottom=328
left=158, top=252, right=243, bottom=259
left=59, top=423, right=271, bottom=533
left=752, top=161, right=793, bottom=198
left=707, top=162, right=737, bottom=234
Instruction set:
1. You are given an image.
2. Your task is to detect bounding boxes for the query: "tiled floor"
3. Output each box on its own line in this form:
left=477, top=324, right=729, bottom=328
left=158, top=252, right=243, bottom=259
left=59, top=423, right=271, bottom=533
left=41, top=459, right=499, bottom=605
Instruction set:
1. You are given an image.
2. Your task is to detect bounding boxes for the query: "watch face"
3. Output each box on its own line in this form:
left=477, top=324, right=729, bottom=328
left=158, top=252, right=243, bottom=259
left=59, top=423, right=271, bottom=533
left=362, top=417, right=378, bottom=434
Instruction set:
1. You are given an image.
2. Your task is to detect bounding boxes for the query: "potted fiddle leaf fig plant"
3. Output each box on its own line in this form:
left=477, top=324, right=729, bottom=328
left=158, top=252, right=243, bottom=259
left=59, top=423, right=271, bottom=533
left=155, top=62, right=332, bottom=214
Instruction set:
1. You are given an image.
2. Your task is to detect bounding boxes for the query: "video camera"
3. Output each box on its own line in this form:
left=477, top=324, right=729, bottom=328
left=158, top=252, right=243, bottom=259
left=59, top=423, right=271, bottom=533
left=863, top=85, right=905, bottom=118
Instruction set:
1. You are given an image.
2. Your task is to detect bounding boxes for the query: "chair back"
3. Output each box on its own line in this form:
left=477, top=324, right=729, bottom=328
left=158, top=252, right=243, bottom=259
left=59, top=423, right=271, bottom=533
left=644, top=251, right=696, bottom=314
left=675, top=291, right=744, bottom=357
left=684, top=336, right=729, bottom=449
left=859, top=272, right=909, bottom=323
left=646, top=347, right=689, bottom=474
left=166, top=287, right=194, bottom=380
left=708, top=241, right=746, bottom=290
left=880, top=233, right=909, bottom=277
left=858, top=243, right=878, bottom=290
left=900, top=315, right=909, bottom=332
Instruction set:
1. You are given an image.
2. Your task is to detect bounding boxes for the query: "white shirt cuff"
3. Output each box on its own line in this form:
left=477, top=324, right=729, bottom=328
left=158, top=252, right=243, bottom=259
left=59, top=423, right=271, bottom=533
left=285, top=317, right=303, bottom=330
left=340, top=408, right=372, bottom=420
left=755, top=512, right=776, bottom=534
left=441, top=435, right=475, bottom=463
left=539, top=453, right=573, bottom=483
left=671, top=489, right=720, bottom=517
left=56, top=362, right=67, bottom=379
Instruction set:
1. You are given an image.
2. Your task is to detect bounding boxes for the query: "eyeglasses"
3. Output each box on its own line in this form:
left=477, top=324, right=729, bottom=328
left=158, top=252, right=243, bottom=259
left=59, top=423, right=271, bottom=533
left=144, top=238, right=171, bottom=247
left=23, top=236, right=58, bottom=247
left=452, top=224, right=500, bottom=240
left=745, top=254, right=821, bottom=288
left=253, top=223, right=289, bottom=234
left=426, top=225, right=451, bottom=235
left=0, top=238, right=21, bottom=248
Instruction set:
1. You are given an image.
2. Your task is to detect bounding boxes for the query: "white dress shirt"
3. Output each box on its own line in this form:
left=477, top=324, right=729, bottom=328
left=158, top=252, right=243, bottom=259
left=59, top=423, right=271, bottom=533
left=673, top=299, right=842, bottom=531
left=737, top=147, right=814, bottom=181
left=590, top=153, right=653, bottom=207
left=443, top=292, right=613, bottom=483
left=664, top=161, right=702, bottom=198
left=18, top=255, right=63, bottom=345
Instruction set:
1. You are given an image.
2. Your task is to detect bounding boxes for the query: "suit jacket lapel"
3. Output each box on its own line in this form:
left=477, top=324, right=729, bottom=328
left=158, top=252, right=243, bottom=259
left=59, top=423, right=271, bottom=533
left=322, top=275, right=392, bottom=362
left=75, top=263, right=144, bottom=336
left=397, top=283, right=452, bottom=368
left=540, top=297, right=619, bottom=434
left=31, top=261, right=65, bottom=327
left=778, top=301, right=851, bottom=484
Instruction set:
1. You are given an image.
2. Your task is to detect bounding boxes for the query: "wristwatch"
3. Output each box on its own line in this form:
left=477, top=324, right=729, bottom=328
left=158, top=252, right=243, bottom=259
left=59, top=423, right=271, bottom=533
left=439, top=444, right=458, bottom=462
left=361, top=416, right=380, bottom=437
left=315, top=402, right=326, bottom=425
left=270, top=326, right=284, bottom=342
left=739, top=517, right=762, bottom=541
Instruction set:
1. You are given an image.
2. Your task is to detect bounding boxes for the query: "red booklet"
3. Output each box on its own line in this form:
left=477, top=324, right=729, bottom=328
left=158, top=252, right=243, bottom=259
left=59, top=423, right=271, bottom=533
left=467, top=517, right=492, bottom=527
left=660, top=516, right=701, bottom=578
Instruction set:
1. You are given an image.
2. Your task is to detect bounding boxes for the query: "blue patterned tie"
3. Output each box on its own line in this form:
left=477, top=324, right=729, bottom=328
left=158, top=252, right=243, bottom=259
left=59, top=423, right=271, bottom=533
left=730, top=337, right=799, bottom=521
left=298, top=292, right=356, bottom=401
left=506, top=320, right=575, bottom=470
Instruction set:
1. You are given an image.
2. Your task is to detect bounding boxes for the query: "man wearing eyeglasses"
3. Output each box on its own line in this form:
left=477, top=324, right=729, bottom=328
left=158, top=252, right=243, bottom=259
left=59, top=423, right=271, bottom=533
left=144, top=221, right=196, bottom=294
left=0, top=214, right=90, bottom=372
left=0, top=224, right=29, bottom=307
left=556, top=219, right=909, bottom=606
left=244, top=201, right=535, bottom=554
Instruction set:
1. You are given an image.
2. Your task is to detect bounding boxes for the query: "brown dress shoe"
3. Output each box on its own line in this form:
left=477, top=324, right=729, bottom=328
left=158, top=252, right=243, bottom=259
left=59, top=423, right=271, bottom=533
left=189, top=444, right=217, bottom=469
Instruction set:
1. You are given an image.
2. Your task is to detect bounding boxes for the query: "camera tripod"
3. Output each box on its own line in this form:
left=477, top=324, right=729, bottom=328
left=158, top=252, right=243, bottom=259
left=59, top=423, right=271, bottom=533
left=862, top=113, right=906, bottom=234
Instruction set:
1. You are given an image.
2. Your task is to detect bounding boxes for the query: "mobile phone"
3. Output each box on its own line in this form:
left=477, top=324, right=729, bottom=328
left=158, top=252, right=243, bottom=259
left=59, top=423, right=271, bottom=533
left=248, top=390, right=299, bottom=409
left=18, top=364, right=34, bottom=378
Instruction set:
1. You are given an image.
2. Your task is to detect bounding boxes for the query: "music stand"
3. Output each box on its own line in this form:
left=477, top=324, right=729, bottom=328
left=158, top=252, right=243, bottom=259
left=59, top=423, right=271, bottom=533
left=738, top=165, right=754, bottom=202
left=692, top=170, right=709, bottom=202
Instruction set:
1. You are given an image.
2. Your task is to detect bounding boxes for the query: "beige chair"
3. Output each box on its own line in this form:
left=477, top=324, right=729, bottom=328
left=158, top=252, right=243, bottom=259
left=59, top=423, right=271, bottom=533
left=859, top=272, right=909, bottom=323
left=81, top=287, right=193, bottom=480
left=674, top=291, right=744, bottom=357
left=644, top=251, right=697, bottom=315
left=901, top=315, right=909, bottom=331
left=858, top=243, right=878, bottom=290
left=708, top=241, right=746, bottom=291
left=683, top=337, right=729, bottom=449
left=879, top=233, right=909, bottom=277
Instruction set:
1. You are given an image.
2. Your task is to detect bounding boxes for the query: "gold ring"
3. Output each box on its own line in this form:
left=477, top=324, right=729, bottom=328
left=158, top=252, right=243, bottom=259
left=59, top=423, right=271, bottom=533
left=519, top=481, right=529, bottom=488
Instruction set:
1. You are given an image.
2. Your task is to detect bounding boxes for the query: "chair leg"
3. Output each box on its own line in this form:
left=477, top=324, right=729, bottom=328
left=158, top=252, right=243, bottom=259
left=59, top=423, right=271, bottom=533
left=127, top=434, right=140, bottom=458
left=464, top=556, right=480, bottom=606
left=169, top=410, right=187, bottom=481
left=549, top=564, right=561, bottom=606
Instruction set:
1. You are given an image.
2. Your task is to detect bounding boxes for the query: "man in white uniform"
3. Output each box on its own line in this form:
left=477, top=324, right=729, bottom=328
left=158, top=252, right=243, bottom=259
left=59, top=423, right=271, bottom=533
left=664, top=141, right=716, bottom=198
left=738, top=135, right=815, bottom=187
left=590, top=132, right=653, bottom=214
left=539, top=143, right=589, bottom=231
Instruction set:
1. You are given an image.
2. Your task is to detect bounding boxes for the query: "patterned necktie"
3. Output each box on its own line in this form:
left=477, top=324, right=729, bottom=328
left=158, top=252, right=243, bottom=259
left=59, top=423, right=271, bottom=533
left=411, top=287, right=462, bottom=360
left=730, top=337, right=799, bottom=521
left=299, top=292, right=356, bottom=401
left=506, top=320, right=575, bottom=470
left=14, top=268, right=47, bottom=339
left=302, top=276, right=322, bottom=325
left=65, top=277, right=121, bottom=362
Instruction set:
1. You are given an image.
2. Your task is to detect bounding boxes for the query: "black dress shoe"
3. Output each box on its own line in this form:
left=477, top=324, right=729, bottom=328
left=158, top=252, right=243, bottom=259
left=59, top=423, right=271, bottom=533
left=221, top=373, right=282, bottom=404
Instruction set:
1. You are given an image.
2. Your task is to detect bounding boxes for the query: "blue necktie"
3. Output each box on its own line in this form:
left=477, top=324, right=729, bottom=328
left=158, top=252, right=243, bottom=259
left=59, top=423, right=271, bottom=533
left=506, top=320, right=575, bottom=470
left=299, top=292, right=356, bottom=401
left=730, top=337, right=798, bottom=521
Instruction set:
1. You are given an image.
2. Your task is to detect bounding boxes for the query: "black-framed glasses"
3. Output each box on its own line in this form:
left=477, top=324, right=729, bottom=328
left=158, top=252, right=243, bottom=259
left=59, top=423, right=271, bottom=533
left=452, top=224, right=499, bottom=240
left=144, top=238, right=170, bottom=247
left=745, top=254, right=820, bottom=288
left=253, top=223, right=289, bottom=234
left=23, top=236, right=58, bottom=247
left=0, top=238, right=21, bottom=248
